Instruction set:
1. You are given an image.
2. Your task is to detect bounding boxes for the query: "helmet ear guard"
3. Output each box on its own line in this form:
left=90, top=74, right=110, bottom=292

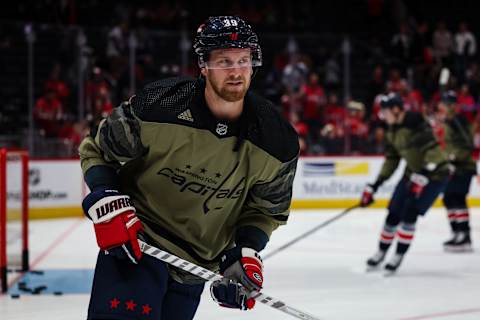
left=193, top=16, right=262, bottom=69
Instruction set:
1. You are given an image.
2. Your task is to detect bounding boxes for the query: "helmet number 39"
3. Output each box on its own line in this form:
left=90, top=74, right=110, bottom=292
left=223, top=19, right=238, bottom=27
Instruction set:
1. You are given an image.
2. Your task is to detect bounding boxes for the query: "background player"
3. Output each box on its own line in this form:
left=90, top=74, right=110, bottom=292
left=436, top=90, right=476, bottom=252
left=360, top=93, right=450, bottom=273
left=79, top=15, right=299, bottom=320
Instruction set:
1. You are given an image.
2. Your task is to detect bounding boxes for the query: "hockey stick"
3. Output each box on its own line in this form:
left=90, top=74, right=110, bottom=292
left=263, top=204, right=359, bottom=260
left=138, top=240, right=321, bottom=320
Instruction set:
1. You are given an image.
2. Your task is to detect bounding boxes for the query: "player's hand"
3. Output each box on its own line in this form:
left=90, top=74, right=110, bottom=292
left=82, top=188, right=143, bottom=264
left=220, top=247, right=263, bottom=292
left=211, top=247, right=263, bottom=310
left=360, top=184, right=376, bottom=207
left=408, top=173, right=429, bottom=198
left=210, top=278, right=255, bottom=310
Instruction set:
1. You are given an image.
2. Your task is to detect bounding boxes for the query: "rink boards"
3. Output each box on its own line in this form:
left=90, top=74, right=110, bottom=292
left=5, top=157, right=480, bottom=219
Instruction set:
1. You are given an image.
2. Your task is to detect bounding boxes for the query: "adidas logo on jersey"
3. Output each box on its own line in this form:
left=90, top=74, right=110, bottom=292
left=178, top=109, right=194, bottom=122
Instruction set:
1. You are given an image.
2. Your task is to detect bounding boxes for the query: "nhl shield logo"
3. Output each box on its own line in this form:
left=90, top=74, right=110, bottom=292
left=216, top=123, right=228, bottom=136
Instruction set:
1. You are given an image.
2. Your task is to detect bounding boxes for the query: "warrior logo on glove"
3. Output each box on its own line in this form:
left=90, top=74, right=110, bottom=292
left=82, top=188, right=144, bottom=264
left=95, top=195, right=133, bottom=220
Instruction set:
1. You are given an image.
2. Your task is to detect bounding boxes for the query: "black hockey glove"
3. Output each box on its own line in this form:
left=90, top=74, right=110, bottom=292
left=210, top=246, right=263, bottom=310
left=210, top=278, right=255, bottom=310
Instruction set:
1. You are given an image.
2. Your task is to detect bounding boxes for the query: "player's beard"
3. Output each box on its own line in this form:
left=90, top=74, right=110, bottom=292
left=208, top=74, right=250, bottom=102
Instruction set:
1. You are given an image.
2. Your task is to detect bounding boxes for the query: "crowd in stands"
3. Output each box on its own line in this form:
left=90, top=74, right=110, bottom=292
left=277, top=19, right=480, bottom=157
left=3, top=1, right=479, bottom=158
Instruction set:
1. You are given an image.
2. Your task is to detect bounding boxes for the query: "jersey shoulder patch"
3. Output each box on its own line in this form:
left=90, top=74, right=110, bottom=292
left=130, top=76, right=201, bottom=122
left=246, top=92, right=299, bottom=163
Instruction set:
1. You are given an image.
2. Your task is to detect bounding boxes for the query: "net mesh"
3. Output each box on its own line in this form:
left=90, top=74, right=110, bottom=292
left=5, top=153, right=24, bottom=268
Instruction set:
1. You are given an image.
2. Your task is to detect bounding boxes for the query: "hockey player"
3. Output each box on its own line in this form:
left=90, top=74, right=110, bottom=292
left=436, top=91, right=476, bottom=252
left=360, top=93, right=450, bottom=272
left=79, top=16, right=299, bottom=320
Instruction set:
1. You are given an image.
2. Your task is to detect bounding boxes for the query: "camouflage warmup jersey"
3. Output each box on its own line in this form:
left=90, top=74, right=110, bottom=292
left=79, top=77, right=299, bottom=273
left=443, top=114, right=477, bottom=175
left=375, top=112, right=450, bottom=185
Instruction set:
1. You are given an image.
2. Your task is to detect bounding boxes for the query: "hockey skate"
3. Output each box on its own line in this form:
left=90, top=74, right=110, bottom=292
left=384, top=254, right=404, bottom=275
left=366, top=250, right=386, bottom=271
left=444, top=232, right=473, bottom=253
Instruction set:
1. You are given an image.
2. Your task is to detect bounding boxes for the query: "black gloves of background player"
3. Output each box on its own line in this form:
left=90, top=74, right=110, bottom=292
left=210, top=246, right=264, bottom=310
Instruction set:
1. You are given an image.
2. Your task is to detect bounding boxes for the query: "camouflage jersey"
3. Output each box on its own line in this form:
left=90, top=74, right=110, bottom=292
left=375, top=112, right=450, bottom=185
left=79, top=77, right=299, bottom=274
left=443, top=114, right=477, bottom=175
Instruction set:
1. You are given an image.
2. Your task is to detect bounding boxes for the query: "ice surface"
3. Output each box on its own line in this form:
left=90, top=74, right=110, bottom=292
left=1, top=208, right=479, bottom=320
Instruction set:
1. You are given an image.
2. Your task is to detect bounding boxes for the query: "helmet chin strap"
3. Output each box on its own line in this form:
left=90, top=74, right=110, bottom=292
left=251, top=68, right=258, bottom=79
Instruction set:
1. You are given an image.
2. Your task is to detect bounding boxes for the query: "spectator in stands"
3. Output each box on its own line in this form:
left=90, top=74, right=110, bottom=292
left=319, top=123, right=345, bottom=155
left=324, top=52, right=340, bottom=91
left=457, top=84, right=476, bottom=122
left=411, top=21, right=433, bottom=65
left=385, top=68, right=407, bottom=93
left=301, top=72, right=326, bottom=140
left=323, top=92, right=346, bottom=128
left=92, top=86, right=114, bottom=119
left=34, top=88, right=64, bottom=137
left=466, top=62, right=480, bottom=99
left=410, top=21, right=433, bottom=92
left=399, top=81, right=423, bottom=113
left=282, top=53, right=309, bottom=93
left=366, top=65, right=386, bottom=118
left=136, top=54, right=160, bottom=89
left=44, top=63, right=70, bottom=105
left=433, top=21, right=453, bottom=67
left=454, top=22, right=477, bottom=84
left=58, top=119, right=88, bottom=155
left=371, top=93, right=385, bottom=124
left=263, top=54, right=286, bottom=104
left=345, top=101, right=369, bottom=154
left=289, top=112, right=309, bottom=156
left=86, top=67, right=113, bottom=119
left=281, top=53, right=309, bottom=120
left=391, top=22, right=412, bottom=70
left=367, top=126, right=386, bottom=155
left=106, top=21, right=130, bottom=79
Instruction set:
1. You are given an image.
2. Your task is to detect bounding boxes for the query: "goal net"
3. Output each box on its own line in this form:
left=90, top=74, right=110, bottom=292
left=0, top=148, right=29, bottom=293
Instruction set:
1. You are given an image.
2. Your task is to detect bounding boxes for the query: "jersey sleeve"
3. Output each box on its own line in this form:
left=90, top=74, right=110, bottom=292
left=235, top=156, right=298, bottom=251
left=376, top=141, right=400, bottom=186
left=415, top=122, right=448, bottom=176
left=450, top=115, right=475, bottom=163
left=78, top=101, right=147, bottom=189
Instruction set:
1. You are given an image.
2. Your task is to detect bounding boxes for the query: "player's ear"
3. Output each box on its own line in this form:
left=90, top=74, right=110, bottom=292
left=201, top=68, right=207, bottom=77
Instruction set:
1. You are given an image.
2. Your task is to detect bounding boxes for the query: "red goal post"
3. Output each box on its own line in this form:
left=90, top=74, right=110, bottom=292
left=0, top=148, right=29, bottom=293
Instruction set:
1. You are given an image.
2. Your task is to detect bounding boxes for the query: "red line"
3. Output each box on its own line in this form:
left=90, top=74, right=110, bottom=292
left=398, top=308, right=480, bottom=320
left=0, top=217, right=85, bottom=297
